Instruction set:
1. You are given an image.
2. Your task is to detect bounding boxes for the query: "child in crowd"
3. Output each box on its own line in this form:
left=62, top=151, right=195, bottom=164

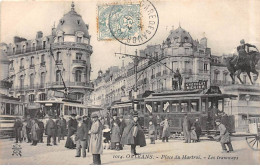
left=103, top=125, right=111, bottom=150
left=148, top=120, right=155, bottom=144
left=190, top=126, right=197, bottom=143
left=21, top=120, right=27, bottom=142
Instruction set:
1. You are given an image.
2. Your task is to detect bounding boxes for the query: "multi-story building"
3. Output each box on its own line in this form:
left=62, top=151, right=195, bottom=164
left=91, top=26, right=260, bottom=131
left=0, top=3, right=93, bottom=113
left=92, top=26, right=211, bottom=106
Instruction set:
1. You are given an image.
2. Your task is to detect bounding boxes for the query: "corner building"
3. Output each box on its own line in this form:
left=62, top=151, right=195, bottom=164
left=0, top=3, right=93, bottom=113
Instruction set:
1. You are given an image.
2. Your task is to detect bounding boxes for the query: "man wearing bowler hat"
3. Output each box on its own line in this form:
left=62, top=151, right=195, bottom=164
left=65, top=113, right=77, bottom=149
left=89, top=113, right=103, bottom=165
left=75, top=116, right=88, bottom=158
left=121, top=111, right=146, bottom=156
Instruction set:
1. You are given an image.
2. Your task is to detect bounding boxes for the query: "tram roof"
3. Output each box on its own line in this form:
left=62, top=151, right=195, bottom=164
left=145, top=89, right=237, bottom=102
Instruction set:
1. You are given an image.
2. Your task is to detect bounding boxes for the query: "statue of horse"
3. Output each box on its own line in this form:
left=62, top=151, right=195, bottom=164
left=225, top=48, right=260, bottom=85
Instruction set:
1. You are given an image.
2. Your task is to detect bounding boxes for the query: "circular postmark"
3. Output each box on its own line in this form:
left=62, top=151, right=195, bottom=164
left=108, top=0, right=159, bottom=46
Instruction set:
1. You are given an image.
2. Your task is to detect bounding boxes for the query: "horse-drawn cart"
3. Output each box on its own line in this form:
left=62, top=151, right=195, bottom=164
left=245, top=118, right=260, bottom=151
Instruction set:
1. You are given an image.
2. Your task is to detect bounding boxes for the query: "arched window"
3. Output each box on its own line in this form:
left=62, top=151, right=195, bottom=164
left=41, top=55, right=45, bottom=63
left=40, top=72, right=45, bottom=88
left=30, top=56, right=34, bottom=65
left=30, top=74, right=34, bottom=89
left=20, top=75, right=24, bottom=89
left=20, top=58, right=24, bottom=67
left=75, top=70, right=82, bottom=82
left=56, top=70, right=61, bottom=82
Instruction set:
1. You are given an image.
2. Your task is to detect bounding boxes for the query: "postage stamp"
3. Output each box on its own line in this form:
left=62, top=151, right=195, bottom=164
left=98, top=0, right=159, bottom=46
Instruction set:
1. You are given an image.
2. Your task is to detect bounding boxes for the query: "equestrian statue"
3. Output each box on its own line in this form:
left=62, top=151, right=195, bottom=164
left=226, top=39, right=260, bottom=85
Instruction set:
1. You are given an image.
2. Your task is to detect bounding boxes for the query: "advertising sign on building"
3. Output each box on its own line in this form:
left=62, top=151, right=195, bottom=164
left=184, top=80, right=208, bottom=90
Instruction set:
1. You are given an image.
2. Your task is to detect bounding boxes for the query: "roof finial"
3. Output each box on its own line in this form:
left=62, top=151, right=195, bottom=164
left=71, top=1, right=75, bottom=11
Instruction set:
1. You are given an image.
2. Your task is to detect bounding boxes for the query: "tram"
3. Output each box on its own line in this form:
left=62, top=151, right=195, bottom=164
left=110, top=99, right=145, bottom=128
left=144, top=86, right=237, bottom=135
left=0, top=94, right=24, bottom=138
left=35, top=97, right=103, bottom=120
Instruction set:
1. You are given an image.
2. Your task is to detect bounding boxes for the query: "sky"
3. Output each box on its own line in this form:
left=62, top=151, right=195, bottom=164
left=1, top=0, right=260, bottom=80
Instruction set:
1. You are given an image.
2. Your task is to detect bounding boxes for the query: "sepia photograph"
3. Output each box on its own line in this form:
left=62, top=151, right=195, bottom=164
left=0, top=0, right=259, bottom=165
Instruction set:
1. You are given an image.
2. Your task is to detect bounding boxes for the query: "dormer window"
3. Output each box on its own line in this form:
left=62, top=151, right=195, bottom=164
left=76, top=53, right=82, bottom=60
left=77, top=20, right=81, bottom=25
left=43, top=41, right=46, bottom=49
left=13, top=47, right=16, bottom=54
left=58, top=36, right=63, bottom=43
left=22, top=45, right=26, bottom=53
left=77, top=37, right=82, bottom=43
left=32, top=43, right=36, bottom=50
left=184, top=37, right=189, bottom=42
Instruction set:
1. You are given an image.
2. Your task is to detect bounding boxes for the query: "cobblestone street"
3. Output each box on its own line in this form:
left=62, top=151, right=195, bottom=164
left=0, top=136, right=259, bottom=165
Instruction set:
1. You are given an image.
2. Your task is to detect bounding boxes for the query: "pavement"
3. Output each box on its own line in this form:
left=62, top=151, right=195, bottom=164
left=0, top=136, right=259, bottom=165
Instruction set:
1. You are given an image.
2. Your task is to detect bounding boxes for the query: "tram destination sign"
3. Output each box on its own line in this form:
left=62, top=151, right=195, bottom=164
left=184, top=80, right=208, bottom=90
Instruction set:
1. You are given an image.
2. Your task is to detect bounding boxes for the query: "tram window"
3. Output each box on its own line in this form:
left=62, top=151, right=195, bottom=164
left=73, top=107, right=76, bottom=114
left=6, top=103, right=10, bottom=115
left=180, top=102, right=188, bottom=112
left=218, top=100, right=223, bottom=111
left=69, top=106, right=72, bottom=115
left=171, top=102, right=179, bottom=112
left=14, top=104, right=19, bottom=115
left=0, top=103, right=5, bottom=115
left=190, top=100, right=199, bottom=112
left=80, top=108, right=83, bottom=116
left=145, top=102, right=152, bottom=114
left=64, top=105, right=68, bottom=115
left=153, top=102, right=161, bottom=113
left=163, top=101, right=170, bottom=113
left=10, top=104, right=14, bottom=115
left=201, top=99, right=206, bottom=113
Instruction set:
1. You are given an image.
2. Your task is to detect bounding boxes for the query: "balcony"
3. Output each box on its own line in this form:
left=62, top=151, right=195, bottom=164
left=19, top=66, right=24, bottom=70
left=29, top=64, right=35, bottom=69
left=48, top=81, right=93, bottom=88
left=55, top=60, right=62, bottom=65
left=52, top=42, right=93, bottom=53
left=8, top=45, right=46, bottom=56
left=73, top=60, right=86, bottom=64
left=198, top=69, right=209, bottom=73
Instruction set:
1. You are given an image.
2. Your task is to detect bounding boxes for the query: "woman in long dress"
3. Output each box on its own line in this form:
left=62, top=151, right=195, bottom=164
left=65, top=114, right=78, bottom=149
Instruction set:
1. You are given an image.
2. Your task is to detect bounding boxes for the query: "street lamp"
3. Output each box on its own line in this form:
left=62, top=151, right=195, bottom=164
left=245, top=94, right=250, bottom=125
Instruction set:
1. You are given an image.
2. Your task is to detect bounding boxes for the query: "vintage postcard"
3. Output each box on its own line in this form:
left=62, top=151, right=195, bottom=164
left=0, top=0, right=260, bottom=165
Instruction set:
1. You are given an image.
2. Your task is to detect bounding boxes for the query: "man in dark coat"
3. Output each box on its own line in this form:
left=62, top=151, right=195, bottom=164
left=60, top=115, right=67, bottom=140
left=14, top=117, right=23, bottom=143
left=26, top=116, right=32, bottom=143
left=56, top=116, right=62, bottom=143
left=83, top=115, right=91, bottom=150
left=118, top=115, right=126, bottom=150
left=156, top=115, right=162, bottom=140
left=121, top=111, right=146, bottom=155
left=65, top=114, right=78, bottom=149
left=182, top=114, right=191, bottom=143
left=110, top=113, right=120, bottom=150
left=215, top=119, right=234, bottom=153
left=192, top=118, right=202, bottom=142
left=75, top=116, right=88, bottom=158
left=37, top=119, right=45, bottom=143
left=45, top=115, right=57, bottom=146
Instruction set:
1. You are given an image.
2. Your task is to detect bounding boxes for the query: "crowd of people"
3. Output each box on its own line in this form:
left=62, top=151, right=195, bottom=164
left=13, top=106, right=234, bottom=165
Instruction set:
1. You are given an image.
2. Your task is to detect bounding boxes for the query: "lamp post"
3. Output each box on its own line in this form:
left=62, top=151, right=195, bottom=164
left=245, top=94, right=250, bottom=125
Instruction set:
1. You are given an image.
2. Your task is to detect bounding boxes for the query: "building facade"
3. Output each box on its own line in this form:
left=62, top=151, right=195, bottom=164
left=0, top=3, right=93, bottom=112
left=91, top=26, right=260, bottom=131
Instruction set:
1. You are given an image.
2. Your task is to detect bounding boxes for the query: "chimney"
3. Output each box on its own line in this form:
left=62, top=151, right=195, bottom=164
left=52, top=28, right=56, bottom=36
left=13, top=36, right=27, bottom=43
left=36, top=31, right=43, bottom=39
